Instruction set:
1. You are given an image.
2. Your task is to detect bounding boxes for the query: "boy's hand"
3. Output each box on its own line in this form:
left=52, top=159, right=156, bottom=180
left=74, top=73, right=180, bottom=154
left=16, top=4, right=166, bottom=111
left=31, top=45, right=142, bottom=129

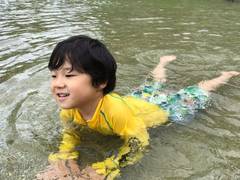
left=36, top=160, right=86, bottom=180
left=36, top=160, right=105, bottom=180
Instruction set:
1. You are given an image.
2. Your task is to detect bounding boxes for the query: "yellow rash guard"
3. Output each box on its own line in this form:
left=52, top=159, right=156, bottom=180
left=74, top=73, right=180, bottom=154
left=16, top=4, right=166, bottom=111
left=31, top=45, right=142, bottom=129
left=48, top=93, right=168, bottom=179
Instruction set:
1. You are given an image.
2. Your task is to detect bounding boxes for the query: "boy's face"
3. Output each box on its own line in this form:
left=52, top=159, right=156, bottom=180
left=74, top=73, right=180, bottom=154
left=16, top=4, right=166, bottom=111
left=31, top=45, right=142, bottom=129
left=50, top=61, right=103, bottom=109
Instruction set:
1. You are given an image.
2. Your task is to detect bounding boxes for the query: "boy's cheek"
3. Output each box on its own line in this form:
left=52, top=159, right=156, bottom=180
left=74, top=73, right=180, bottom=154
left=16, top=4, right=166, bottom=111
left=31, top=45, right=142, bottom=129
left=50, top=83, right=56, bottom=94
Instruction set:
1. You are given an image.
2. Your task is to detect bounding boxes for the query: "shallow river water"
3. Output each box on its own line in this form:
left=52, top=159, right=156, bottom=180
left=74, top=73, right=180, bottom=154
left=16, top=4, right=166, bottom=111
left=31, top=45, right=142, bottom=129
left=0, top=0, right=240, bottom=179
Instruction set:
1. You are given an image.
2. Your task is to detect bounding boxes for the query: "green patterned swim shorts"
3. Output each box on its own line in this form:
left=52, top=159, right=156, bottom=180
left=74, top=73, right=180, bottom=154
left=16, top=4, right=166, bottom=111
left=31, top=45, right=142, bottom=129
left=130, top=76, right=210, bottom=122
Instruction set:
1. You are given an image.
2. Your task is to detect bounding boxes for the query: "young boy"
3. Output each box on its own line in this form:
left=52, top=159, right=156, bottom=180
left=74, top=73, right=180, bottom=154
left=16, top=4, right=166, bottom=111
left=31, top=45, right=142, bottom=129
left=36, top=35, right=239, bottom=180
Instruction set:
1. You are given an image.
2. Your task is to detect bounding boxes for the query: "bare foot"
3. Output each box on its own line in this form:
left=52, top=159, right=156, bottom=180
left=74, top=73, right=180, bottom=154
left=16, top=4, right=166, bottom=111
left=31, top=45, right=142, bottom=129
left=159, top=55, right=177, bottom=66
left=151, top=55, right=177, bottom=82
left=198, top=71, right=240, bottom=92
left=220, top=71, right=240, bottom=78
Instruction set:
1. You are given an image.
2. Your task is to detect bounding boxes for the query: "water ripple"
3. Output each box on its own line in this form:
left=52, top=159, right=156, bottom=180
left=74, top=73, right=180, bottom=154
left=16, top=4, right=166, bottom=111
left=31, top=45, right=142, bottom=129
left=0, top=0, right=240, bottom=179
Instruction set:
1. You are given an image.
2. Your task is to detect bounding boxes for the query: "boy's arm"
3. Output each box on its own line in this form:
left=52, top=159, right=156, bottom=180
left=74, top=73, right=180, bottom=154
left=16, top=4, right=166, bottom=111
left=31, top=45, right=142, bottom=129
left=37, top=125, right=105, bottom=179
left=36, top=110, right=84, bottom=179
left=91, top=110, right=149, bottom=179
left=48, top=128, right=81, bottom=161
left=48, top=109, right=81, bottom=162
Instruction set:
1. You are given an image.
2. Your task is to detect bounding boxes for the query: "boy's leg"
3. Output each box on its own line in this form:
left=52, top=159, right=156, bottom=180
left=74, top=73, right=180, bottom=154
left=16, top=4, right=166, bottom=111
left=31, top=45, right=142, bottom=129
left=151, top=55, right=176, bottom=82
left=130, top=55, right=176, bottom=100
left=165, top=71, right=239, bottom=122
left=198, top=71, right=240, bottom=92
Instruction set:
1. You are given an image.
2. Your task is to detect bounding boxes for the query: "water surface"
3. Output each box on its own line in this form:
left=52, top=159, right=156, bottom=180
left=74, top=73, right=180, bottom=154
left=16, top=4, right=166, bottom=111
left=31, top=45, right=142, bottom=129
left=0, top=0, right=240, bottom=179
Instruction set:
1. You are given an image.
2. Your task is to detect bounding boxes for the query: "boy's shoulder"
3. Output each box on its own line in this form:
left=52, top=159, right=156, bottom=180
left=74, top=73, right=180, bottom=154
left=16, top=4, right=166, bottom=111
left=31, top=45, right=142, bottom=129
left=105, top=92, right=123, bottom=101
left=103, top=92, right=133, bottom=113
left=101, top=93, right=138, bottom=128
left=104, top=92, right=128, bottom=106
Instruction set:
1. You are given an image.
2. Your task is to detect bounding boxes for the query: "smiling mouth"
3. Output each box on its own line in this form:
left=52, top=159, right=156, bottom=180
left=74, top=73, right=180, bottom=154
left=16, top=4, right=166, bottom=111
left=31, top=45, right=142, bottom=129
left=57, top=93, right=70, bottom=97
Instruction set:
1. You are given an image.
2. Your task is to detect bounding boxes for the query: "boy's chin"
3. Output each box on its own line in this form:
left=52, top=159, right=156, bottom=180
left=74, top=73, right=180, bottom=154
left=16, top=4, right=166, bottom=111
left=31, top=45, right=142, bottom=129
left=57, top=103, right=75, bottom=109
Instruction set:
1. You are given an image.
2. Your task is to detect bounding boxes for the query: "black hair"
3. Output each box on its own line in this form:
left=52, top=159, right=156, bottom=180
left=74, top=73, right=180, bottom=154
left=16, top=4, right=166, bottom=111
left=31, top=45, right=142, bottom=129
left=48, top=35, right=117, bottom=94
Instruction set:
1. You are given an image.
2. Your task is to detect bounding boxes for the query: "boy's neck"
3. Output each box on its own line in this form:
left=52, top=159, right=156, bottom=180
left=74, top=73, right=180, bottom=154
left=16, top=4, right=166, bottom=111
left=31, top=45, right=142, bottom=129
left=77, top=94, right=104, bottom=121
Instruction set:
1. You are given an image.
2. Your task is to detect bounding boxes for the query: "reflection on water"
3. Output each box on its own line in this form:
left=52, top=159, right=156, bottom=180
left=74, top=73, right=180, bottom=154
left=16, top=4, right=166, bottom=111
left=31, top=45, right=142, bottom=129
left=0, top=0, right=240, bottom=179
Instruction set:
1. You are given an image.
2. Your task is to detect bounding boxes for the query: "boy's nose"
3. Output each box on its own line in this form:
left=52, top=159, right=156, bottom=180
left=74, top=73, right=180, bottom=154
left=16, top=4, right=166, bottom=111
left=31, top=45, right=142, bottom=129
left=53, top=78, right=66, bottom=88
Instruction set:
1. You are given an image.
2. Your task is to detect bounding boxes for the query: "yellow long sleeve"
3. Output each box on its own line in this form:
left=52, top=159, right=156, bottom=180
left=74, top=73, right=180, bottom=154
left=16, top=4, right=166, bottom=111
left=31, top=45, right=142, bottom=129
left=92, top=129, right=149, bottom=179
left=48, top=109, right=81, bottom=162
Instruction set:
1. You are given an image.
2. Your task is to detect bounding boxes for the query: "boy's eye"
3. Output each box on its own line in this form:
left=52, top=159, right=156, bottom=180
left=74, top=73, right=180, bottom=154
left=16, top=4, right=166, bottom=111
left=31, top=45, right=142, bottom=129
left=51, top=75, right=56, bottom=78
left=65, top=74, right=75, bottom=77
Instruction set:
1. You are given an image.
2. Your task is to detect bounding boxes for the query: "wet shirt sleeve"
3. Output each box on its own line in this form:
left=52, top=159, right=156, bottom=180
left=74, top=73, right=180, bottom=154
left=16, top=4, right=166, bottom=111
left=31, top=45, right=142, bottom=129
left=92, top=104, right=149, bottom=179
left=48, top=109, right=81, bottom=161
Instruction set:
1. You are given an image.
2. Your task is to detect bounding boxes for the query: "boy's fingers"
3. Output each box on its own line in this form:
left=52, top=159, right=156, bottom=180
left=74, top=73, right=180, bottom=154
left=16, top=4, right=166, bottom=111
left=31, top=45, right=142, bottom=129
left=66, top=160, right=82, bottom=175
left=36, top=161, right=85, bottom=180
left=36, top=163, right=69, bottom=180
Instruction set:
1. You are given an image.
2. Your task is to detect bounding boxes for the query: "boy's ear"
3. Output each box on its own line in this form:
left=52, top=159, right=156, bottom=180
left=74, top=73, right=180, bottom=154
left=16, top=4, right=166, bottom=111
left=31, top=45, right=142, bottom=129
left=97, top=82, right=107, bottom=91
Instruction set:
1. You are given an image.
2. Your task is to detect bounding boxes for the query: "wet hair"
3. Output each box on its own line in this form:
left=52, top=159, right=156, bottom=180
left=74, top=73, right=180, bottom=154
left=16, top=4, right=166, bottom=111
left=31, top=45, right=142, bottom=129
left=48, top=35, right=117, bottom=94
